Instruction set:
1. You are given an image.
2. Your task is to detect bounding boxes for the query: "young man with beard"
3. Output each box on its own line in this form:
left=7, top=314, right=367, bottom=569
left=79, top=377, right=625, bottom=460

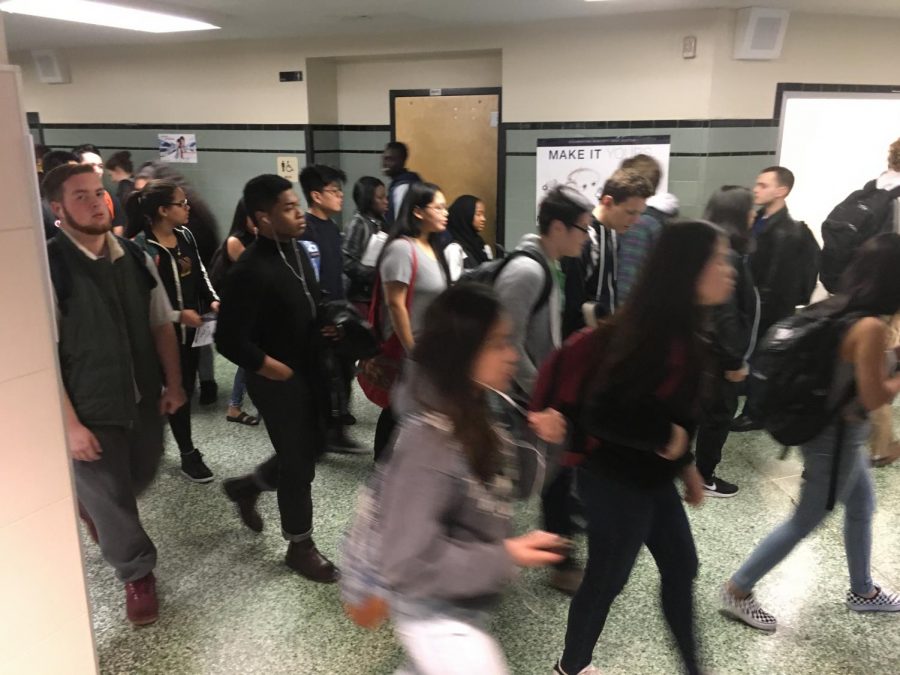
left=44, top=164, right=186, bottom=626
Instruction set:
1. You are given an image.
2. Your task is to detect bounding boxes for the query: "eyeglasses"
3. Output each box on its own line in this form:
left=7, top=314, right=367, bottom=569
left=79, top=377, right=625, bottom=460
left=429, top=205, right=449, bottom=213
left=321, top=188, right=344, bottom=195
left=571, top=223, right=590, bottom=234
left=168, top=199, right=190, bottom=208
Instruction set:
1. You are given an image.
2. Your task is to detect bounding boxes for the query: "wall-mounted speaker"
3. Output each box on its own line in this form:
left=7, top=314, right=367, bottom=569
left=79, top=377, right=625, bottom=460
left=31, top=50, right=71, bottom=84
left=733, top=7, right=790, bottom=61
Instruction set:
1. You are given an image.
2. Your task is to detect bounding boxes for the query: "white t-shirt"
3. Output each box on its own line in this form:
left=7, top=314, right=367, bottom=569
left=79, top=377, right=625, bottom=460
left=443, top=241, right=494, bottom=282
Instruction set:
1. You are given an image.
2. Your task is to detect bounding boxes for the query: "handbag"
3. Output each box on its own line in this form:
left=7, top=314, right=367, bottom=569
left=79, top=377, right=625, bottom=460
left=357, top=240, right=418, bottom=408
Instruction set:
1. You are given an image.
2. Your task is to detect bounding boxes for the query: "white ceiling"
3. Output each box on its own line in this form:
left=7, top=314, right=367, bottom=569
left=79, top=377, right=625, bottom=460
left=4, top=0, right=900, bottom=51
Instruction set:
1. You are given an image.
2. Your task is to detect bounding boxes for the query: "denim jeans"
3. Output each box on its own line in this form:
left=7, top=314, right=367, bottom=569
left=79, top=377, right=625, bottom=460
left=560, top=470, right=700, bottom=675
left=390, top=597, right=508, bottom=675
left=731, top=421, right=875, bottom=596
left=229, top=367, right=246, bottom=408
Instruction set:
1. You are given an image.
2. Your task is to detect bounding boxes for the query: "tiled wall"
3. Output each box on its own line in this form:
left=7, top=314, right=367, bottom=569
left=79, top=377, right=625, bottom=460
left=37, top=124, right=308, bottom=240
left=33, top=118, right=778, bottom=246
left=503, top=120, right=778, bottom=245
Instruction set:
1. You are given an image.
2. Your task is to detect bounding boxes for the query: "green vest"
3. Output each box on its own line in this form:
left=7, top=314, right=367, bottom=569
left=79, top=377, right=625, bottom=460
left=50, top=233, right=162, bottom=428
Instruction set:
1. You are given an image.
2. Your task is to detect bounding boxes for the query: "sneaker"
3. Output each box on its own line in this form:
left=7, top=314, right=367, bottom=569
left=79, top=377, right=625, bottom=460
left=730, top=414, right=763, bottom=432
left=553, top=661, right=601, bottom=674
left=549, top=559, right=584, bottom=596
left=342, top=413, right=357, bottom=426
left=222, top=477, right=263, bottom=532
left=847, top=585, right=900, bottom=613
left=125, top=572, right=158, bottom=625
left=719, top=583, right=777, bottom=631
left=703, top=477, right=739, bottom=498
left=326, top=429, right=370, bottom=455
left=181, top=449, right=214, bottom=483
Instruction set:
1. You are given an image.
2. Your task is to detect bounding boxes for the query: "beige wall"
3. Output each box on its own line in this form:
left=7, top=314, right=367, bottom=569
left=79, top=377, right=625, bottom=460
left=10, top=10, right=900, bottom=125
left=335, top=51, right=502, bottom=125
left=0, top=66, right=97, bottom=674
left=708, top=12, right=900, bottom=118
left=307, top=57, right=338, bottom=124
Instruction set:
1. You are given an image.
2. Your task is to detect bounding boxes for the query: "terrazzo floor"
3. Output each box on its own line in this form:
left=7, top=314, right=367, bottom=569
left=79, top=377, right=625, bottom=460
left=79, top=356, right=900, bottom=675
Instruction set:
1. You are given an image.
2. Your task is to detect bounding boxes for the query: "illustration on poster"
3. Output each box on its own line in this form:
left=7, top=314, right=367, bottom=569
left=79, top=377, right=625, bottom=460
left=536, top=136, right=671, bottom=206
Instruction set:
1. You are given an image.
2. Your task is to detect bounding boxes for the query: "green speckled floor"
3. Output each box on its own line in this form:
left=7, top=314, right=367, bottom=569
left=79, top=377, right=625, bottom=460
left=80, top=356, right=900, bottom=674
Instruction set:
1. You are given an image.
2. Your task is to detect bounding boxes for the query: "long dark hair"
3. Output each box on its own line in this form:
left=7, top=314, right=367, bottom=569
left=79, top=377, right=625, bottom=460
left=353, top=176, right=386, bottom=220
left=125, top=179, right=179, bottom=234
left=413, top=284, right=503, bottom=482
left=704, top=186, right=753, bottom=255
left=840, top=233, right=900, bottom=315
left=447, top=194, right=489, bottom=265
left=380, top=181, right=450, bottom=280
left=227, top=198, right=255, bottom=240
left=594, top=220, right=724, bottom=404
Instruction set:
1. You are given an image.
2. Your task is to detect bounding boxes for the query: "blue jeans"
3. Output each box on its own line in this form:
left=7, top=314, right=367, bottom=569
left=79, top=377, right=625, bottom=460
left=229, top=367, right=246, bottom=408
left=732, top=421, right=875, bottom=596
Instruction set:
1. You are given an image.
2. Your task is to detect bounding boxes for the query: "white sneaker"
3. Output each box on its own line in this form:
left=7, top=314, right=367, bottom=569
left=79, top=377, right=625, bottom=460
left=847, top=585, right=900, bottom=613
left=553, top=661, right=601, bottom=674
left=719, top=583, right=777, bottom=631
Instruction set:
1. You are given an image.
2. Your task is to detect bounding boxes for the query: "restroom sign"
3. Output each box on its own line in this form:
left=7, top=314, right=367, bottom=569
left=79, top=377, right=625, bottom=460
left=277, top=156, right=299, bottom=182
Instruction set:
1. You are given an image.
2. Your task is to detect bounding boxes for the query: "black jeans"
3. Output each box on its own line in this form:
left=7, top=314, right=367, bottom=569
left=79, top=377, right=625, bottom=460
left=373, top=407, right=397, bottom=462
left=696, top=379, right=740, bottom=482
left=561, top=470, right=700, bottom=675
left=246, top=372, right=323, bottom=540
left=542, top=466, right=577, bottom=539
left=168, top=341, right=200, bottom=455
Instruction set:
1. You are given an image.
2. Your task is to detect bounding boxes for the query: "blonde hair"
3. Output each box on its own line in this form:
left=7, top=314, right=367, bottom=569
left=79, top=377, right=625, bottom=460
left=889, top=138, right=900, bottom=172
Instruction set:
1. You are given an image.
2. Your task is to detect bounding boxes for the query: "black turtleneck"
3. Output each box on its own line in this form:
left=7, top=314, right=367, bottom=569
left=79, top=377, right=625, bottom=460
left=215, top=234, right=322, bottom=375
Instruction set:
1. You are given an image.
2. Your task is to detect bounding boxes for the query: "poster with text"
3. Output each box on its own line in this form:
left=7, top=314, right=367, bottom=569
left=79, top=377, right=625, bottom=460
left=535, top=135, right=671, bottom=206
left=159, top=133, right=198, bottom=163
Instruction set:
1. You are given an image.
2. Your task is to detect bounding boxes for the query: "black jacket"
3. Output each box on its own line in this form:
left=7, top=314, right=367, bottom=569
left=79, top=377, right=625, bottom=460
left=750, top=207, right=805, bottom=334
left=562, top=219, right=617, bottom=337
left=709, top=250, right=760, bottom=372
left=342, top=211, right=383, bottom=303
left=301, top=212, right=345, bottom=302
left=215, top=235, right=322, bottom=376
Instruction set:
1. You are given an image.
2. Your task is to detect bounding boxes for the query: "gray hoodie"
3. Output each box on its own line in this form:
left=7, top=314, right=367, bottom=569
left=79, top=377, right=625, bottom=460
left=493, top=234, right=561, bottom=399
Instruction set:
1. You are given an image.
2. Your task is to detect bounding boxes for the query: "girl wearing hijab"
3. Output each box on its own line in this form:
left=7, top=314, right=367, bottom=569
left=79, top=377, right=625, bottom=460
left=443, top=195, right=495, bottom=282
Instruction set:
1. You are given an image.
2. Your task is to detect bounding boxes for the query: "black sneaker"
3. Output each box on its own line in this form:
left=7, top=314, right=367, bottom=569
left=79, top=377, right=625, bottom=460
left=341, top=413, right=357, bottom=426
left=181, top=449, right=214, bottom=483
left=326, top=429, right=370, bottom=455
left=703, top=477, right=739, bottom=498
left=198, top=380, right=218, bottom=405
left=730, top=414, right=762, bottom=432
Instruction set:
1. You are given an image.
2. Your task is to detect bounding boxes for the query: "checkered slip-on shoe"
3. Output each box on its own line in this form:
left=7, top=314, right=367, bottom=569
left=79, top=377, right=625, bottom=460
left=847, top=585, right=900, bottom=613
left=720, top=583, right=777, bottom=631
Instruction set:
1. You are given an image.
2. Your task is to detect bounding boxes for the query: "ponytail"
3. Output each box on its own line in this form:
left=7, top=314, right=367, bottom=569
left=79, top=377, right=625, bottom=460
left=125, top=179, right=178, bottom=237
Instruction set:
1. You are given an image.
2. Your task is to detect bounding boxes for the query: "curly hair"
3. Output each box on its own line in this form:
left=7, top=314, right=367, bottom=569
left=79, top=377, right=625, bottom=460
left=888, top=138, right=900, bottom=172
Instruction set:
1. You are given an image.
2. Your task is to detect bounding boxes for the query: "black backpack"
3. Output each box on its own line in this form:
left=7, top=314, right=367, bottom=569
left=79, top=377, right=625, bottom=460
left=753, top=300, right=865, bottom=448
left=795, top=221, right=821, bottom=305
left=820, top=181, right=900, bottom=292
left=460, top=249, right=554, bottom=317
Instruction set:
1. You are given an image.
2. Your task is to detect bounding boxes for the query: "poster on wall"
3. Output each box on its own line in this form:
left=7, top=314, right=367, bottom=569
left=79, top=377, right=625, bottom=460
left=158, top=133, right=198, bottom=163
left=535, top=135, right=671, bottom=206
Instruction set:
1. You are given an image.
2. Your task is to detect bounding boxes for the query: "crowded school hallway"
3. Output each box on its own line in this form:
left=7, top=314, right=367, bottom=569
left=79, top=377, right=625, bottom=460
left=80, top=371, right=900, bottom=674
left=3, top=2, right=900, bottom=674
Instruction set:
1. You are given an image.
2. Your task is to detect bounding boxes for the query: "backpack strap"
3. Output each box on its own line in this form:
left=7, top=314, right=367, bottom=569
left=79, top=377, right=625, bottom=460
left=496, top=249, right=554, bottom=317
left=118, top=236, right=158, bottom=291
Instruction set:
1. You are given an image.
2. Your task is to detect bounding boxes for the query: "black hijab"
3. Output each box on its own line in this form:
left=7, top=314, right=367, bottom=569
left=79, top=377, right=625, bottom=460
left=447, top=195, right=489, bottom=266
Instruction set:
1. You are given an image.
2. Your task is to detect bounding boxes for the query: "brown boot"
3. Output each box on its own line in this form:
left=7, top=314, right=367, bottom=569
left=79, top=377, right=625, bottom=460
left=125, top=572, right=159, bottom=626
left=285, top=540, right=339, bottom=583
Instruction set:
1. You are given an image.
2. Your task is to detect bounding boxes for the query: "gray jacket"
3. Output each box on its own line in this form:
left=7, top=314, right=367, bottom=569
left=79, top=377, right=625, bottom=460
left=493, top=234, right=561, bottom=399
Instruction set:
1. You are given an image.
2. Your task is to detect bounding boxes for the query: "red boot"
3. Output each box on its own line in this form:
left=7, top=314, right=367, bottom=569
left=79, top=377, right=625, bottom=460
left=125, top=572, right=158, bottom=626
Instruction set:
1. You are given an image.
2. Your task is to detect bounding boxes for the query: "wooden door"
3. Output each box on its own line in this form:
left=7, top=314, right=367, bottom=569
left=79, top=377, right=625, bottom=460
left=393, top=90, right=500, bottom=246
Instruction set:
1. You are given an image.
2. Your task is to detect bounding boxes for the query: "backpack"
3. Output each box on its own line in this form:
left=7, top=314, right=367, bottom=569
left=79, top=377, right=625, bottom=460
left=752, top=300, right=866, bottom=448
left=795, top=221, right=821, bottom=305
left=820, top=181, right=900, bottom=292
left=207, top=244, right=229, bottom=293
left=460, top=249, right=554, bottom=317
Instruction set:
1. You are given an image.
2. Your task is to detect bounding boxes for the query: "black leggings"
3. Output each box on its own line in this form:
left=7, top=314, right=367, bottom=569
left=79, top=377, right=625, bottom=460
left=695, top=379, right=740, bottom=482
left=167, top=341, right=200, bottom=456
left=561, top=470, right=700, bottom=675
left=373, top=407, right=397, bottom=462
